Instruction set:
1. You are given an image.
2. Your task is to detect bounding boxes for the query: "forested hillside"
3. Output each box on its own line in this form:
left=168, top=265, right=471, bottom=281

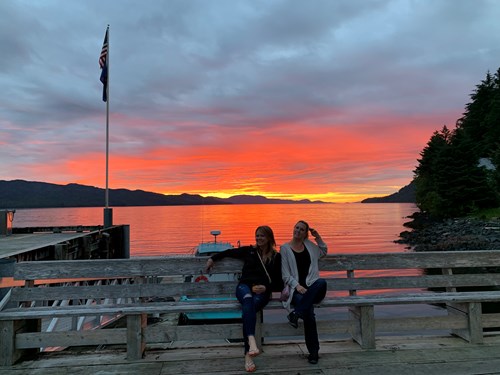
left=414, top=68, right=500, bottom=217
left=361, top=181, right=415, bottom=203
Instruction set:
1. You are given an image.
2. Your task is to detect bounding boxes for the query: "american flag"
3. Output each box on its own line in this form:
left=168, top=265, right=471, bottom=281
left=99, top=28, right=108, bottom=102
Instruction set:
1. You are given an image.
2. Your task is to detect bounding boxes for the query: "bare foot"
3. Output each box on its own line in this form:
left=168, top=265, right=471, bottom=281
left=245, top=354, right=256, bottom=372
left=247, top=335, right=260, bottom=357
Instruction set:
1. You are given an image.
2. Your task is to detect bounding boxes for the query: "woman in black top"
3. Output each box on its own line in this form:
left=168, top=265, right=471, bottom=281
left=281, top=220, right=328, bottom=365
left=206, top=225, right=282, bottom=373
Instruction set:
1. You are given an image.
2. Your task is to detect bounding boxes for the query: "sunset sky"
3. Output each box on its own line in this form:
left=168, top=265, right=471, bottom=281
left=1, top=0, right=499, bottom=203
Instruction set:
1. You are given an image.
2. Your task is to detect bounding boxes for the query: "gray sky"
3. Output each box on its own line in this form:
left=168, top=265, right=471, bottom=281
left=1, top=0, right=499, bottom=202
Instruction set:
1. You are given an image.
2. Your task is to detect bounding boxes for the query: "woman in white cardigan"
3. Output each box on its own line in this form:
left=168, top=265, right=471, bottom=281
left=281, top=220, right=328, bottom=364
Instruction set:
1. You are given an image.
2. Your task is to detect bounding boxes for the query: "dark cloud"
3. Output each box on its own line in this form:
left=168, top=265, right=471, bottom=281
left=1, top=0, right=499, bottom=200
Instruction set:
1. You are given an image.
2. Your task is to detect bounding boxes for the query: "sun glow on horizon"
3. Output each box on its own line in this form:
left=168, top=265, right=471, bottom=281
left=160, top=190, right=385, bottom=203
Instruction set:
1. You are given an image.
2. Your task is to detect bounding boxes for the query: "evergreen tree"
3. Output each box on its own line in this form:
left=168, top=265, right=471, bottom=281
left=414, top=67, right=500, bottom=217
left=414, top=126, right=452, bottom=216
left=445, top=129, right=498, bottom=215
left=456, top=69, right=500, bottom=158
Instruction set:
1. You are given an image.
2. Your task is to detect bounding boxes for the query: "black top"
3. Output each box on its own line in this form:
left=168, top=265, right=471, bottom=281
left=211, top=246, right=283, bottom=294
left=292, top=247, right=311, bottom=287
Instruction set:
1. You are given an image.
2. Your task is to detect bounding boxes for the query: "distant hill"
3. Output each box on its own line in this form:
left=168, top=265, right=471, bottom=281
left=225, top=195, right=324, bottom=205
left=0, top=180, right=326, bottom=208
left=361, top=180, right=416, bottom=203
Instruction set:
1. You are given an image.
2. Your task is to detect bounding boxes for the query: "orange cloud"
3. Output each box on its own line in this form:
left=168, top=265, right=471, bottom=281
left=12, top=108, right=450, bottom=203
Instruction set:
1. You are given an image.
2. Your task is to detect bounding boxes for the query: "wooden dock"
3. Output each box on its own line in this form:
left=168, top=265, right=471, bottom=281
left=0, top=231, right=96, bottom=259
left=4, top=335, right=500, bottom=374
left=0, top=225, right=129, bottom=263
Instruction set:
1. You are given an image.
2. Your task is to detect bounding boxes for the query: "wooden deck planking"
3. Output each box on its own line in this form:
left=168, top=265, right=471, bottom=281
left=0, top=232, right=90, bottom=258
left=4, top=336, right=500, bottom=375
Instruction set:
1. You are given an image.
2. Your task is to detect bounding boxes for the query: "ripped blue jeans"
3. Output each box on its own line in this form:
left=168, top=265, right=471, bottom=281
left=235, top=283, right=270, bottom=353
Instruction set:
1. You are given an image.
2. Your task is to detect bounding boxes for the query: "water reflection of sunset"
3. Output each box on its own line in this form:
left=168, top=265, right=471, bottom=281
left=14, top=204, right=418, bottom=256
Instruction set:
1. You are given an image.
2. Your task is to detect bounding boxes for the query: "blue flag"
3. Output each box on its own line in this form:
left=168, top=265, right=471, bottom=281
left=99, top=28, right=108, bottom=102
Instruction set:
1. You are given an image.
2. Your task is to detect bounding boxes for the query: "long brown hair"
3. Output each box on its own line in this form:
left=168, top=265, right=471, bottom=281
left=255, top=225, right=276, bottom=263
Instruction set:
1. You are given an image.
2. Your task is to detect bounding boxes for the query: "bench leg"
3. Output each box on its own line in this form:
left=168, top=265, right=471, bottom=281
left=0, top=320, right=15, bottom=366
left=349, top=305, right=375, bottom=349
left=255, top=310, right=263, bottom=351
left=448, top=302, right=483, bottom=344
left=0, top=319, right=40, bottom=366
left=127, top=314, right=147, bottom=360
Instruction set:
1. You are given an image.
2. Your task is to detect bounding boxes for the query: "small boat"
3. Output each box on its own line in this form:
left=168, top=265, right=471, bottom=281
left=195, top=230, right=233, bottom=256
left=179, top=231, right=241, bottom=325
left=185, top=230, right=240, bottom=283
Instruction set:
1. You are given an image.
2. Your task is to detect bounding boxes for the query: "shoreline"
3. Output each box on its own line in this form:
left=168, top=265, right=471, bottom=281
left=396, top=214, right=500, bottom=252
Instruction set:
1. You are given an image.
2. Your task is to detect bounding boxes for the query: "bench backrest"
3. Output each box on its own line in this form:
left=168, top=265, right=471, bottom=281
left=7, top=257, right=242, bottom=306
left=321, top=250, right=500, bottom=294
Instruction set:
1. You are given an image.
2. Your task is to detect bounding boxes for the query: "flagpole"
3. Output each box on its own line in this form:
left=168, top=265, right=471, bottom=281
left=105, top=25, right=110, bottom=209
left=102, top=25, right=113, bottom=228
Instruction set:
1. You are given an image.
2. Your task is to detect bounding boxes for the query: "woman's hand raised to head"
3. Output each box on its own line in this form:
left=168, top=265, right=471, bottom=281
left=309, top=228, right=322, bottom=241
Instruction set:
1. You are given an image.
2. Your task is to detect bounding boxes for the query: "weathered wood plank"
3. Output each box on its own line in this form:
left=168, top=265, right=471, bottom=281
left=15, top=328, right=127, bottom=349
left=126, top=314, right=146, bottom=360
left=328, top=273, right=500, bottom=290
left=6, top=291, right=500, bottom=321
left=0, top=319, right=40, bottom=366
left=146, top=323, right=243, bottom=343
left=11, top=281, right=238, bottom=302
left=14, top=273, right=500, bottom=304
left=321, top=250, right=500, bottom=270
left=374, top=315, right=465, bottom=332
left=0, top=320, right=15, bottom=366
left=482, top=312, right=500, bottom=328
left=13, top=257, right=243, bottom=280
left=348, top=305, right=375, bottom=349
left=12, top=250, right=500, bottom=281
left=0, top=301, right=243, bottom=320
left=447, top=301, right=484, bottom=343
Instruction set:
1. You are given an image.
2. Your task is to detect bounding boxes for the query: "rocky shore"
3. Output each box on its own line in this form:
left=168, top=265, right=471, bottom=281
left=396, top=213, right=500, bottom=252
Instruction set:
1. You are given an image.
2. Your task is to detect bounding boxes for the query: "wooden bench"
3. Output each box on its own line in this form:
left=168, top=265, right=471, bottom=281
left=2, top=250, right=500, bottom=366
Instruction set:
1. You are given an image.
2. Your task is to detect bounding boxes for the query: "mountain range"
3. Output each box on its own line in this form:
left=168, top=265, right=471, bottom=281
left=0, top=179, right=415, bottom=209
left=0, top=180, right=326, bottom=209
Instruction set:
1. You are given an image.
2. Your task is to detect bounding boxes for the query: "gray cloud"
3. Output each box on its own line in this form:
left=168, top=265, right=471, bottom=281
left=1, top=0, right=499, bottom=197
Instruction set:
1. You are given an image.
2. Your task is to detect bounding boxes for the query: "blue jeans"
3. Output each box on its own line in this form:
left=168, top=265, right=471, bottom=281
left=291, top=278, right=327, bottom=354
left=235, top=283, right=270, bottom=353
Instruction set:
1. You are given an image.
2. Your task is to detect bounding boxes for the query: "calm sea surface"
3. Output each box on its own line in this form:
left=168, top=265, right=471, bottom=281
left=12, top=203, right=417, bottom=257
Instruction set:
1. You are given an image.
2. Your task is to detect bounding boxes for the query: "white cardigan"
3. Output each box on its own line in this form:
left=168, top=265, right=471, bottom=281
left=280, top=238, right=328, bottom=311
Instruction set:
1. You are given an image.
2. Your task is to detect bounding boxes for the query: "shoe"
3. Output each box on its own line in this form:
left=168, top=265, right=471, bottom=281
left=287, top=312, right=299, bottom=328
left=308, top=353, right=319, bottom=364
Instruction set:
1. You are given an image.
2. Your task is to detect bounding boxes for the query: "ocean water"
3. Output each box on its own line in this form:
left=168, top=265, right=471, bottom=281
left=12, top=203, right=417, bottom=256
